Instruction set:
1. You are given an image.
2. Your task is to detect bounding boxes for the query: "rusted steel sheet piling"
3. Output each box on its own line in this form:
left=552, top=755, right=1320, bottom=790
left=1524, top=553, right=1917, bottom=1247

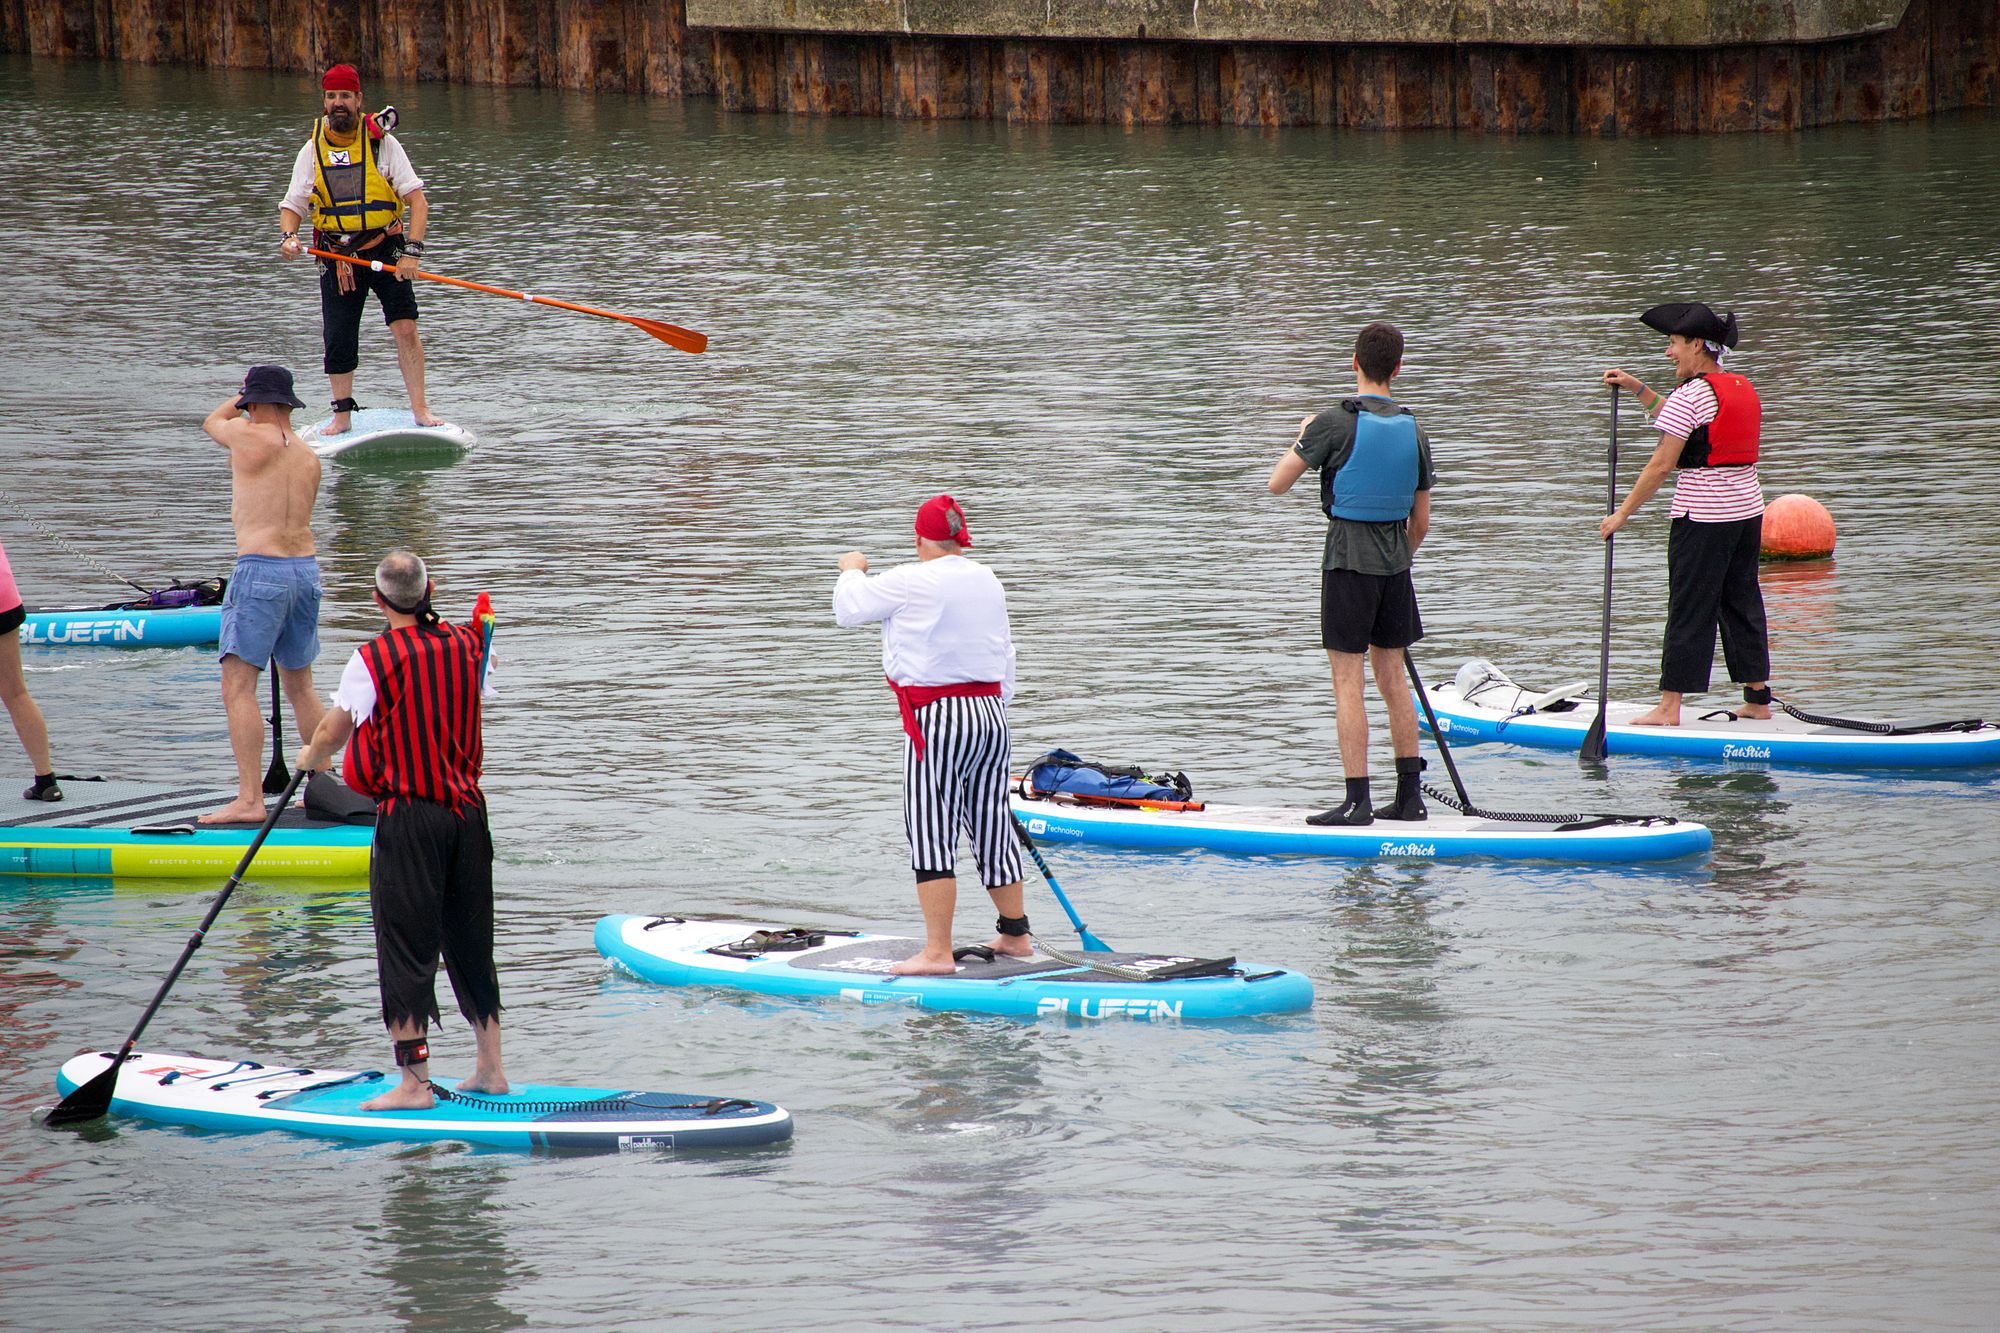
left=4, top=0, right=1994, bottom=132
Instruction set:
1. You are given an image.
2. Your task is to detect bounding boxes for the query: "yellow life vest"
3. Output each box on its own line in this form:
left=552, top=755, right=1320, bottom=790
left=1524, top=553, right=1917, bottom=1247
left=309, top=119, right=403, bottom=242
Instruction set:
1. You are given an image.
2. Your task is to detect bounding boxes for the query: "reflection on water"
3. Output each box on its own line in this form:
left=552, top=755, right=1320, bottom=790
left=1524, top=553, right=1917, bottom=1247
left=3, top=56, right=1999, bottom=1331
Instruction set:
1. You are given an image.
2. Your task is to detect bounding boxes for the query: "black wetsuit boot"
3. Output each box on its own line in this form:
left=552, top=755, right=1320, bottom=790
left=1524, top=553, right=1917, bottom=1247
left=1307, top=776, right=1373, bottom=826
left=1374, top=756, right=1427, bottom=821
left=23, top=773, right=62, bottom=802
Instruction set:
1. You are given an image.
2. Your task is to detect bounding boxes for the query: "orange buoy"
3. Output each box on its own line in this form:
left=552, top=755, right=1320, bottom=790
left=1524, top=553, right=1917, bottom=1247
left=1761, top=493, right=1836, bottom=560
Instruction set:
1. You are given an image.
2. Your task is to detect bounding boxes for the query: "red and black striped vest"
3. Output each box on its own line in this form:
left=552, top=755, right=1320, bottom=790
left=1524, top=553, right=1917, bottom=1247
left=343, top=620, right=486, bottom=814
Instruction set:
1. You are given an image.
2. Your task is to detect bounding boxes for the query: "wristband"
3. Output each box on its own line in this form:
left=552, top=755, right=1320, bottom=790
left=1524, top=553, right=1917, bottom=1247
left=403, top=241, right=425, bottom=257
left=281, top=230, right=298, bottom=242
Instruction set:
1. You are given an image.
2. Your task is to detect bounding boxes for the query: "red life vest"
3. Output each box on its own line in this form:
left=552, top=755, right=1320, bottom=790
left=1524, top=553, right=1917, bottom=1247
left=1675, top=372, right=1761, bottom=469
left=342, top=620, right=487, bottom=815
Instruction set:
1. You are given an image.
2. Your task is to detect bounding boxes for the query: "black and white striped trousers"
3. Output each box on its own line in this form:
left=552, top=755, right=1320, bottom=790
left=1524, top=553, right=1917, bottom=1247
left=903, top=694, right=1023, bottom=887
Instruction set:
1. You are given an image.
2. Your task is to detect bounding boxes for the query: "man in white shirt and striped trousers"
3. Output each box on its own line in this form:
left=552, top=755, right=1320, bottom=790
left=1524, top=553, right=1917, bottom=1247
left=834, top=495, right=1028, bottom=977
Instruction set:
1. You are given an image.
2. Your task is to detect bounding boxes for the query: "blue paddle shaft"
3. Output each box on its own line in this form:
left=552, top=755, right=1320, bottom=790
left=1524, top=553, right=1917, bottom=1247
left=1010, top=814, right=1111, bottom=952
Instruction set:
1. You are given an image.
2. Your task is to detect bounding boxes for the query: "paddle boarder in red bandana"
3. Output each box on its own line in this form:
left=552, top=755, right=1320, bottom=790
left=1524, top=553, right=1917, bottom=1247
left=833, top=496, right=1028, bottom=976
left=278, top=63, right=441, bottom=437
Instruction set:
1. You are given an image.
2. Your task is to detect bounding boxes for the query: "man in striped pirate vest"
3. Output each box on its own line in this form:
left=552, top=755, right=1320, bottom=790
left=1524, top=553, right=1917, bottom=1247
left=1601, top=302, right=1776, bottom=726
left=297, top=550, right=506, bottom=1111
left=834, top=495, right=1027, bottom=977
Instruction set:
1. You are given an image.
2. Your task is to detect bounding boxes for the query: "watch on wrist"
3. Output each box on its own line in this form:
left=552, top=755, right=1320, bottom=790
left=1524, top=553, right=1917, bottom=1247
left=403, top=241, right=426, bottom=257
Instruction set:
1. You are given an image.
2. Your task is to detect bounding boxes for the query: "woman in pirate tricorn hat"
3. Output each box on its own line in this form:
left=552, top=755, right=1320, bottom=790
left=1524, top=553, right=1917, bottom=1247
left=1599, top=302, right=1776, bottom=727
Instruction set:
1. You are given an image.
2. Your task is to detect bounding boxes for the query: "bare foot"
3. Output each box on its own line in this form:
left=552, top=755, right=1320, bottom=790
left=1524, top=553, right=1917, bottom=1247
left=454, top=1073, right=511, bottom=1096
left=413, top=409, right=444, bottom=427
left=360, top=1080, right=437, bottom=1112
left=889, top=951, right=958, bottom=976
left=988, top=935, right=1035, bottom=958
left=1736, top=705, right=1772, bottom=720
left=1627, top=706, right=1681, bottom=727
left=324, top=413, right=352, bottom=437
left=198, top=800, right=267, bottom=825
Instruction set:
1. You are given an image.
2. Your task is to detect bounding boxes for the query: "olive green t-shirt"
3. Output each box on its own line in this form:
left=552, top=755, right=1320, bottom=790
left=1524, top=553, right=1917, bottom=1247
left=1293, top=395, right=1435, bottom=575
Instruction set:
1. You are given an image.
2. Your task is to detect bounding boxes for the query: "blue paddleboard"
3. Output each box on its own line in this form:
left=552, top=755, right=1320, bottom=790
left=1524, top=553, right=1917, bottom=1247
left=56, top=1050, right=792, bottom=1152
left=597, top=914, right=1314, bottom=1021
left=1426, top=660, right=2000, bottom=769
left=21, top=604, right=221, bottom=649
left=1011, top=794, right=1710, bottom=863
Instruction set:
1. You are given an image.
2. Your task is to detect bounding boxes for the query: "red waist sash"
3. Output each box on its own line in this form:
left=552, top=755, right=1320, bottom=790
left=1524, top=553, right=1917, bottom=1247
left=887, top=677, right=1002, bottom=757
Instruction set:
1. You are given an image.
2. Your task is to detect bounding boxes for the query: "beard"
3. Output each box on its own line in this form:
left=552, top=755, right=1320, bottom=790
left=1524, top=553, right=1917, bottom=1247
left=326, top=106, right=357, bottom=132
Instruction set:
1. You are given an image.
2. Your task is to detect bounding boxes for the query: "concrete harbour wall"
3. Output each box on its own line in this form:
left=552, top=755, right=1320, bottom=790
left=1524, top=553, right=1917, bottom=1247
left=4, top=0, right=1995, bottom=132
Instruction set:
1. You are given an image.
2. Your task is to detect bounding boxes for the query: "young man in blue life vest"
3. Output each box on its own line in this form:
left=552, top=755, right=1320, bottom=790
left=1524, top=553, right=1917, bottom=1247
left=1600, top=302, right=1774, bottom=726
left=1267, top=322, right=1435, bottom=826
left=278, top=63, right=440, bottom=437
left=296, top=550, right=505, bottom=1111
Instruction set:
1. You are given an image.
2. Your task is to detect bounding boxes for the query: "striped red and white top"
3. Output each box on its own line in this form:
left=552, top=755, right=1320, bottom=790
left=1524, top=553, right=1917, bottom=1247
left=1654, top=377, right=1765, bottom=522
left=339, top=621, right=487, bottom=815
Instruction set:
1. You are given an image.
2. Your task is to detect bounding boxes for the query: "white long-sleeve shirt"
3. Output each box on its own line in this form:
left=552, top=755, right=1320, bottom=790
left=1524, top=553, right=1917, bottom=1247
left=833, top=555, right=1016, bottom=701
left=280, top=132, right=425, bottom=221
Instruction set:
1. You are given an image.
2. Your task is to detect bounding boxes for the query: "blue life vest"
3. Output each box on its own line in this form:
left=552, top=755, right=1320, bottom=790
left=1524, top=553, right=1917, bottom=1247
left=1322, top=399, right=1420, bottom=523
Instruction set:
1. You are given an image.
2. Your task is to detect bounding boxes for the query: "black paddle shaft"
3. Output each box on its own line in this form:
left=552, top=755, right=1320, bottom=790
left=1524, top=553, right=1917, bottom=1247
left=1581, top=386, right=1621, bottom=766
left=44, top=769, right=309, bottom=1127
left=1402, top=649, right=1477, bottom=814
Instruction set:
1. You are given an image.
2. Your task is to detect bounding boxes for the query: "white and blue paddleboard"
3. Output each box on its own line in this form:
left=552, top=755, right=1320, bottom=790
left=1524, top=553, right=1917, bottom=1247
left=55, top=1050, right=792, bottom=1152
left=21, top=603, right=221, bottom=649
left=301, top=407, right=474, bottom=460
left=1012, top=794, right=1710, bottom=864
left=1426, top=660, right=2000, bottom=769
left=598, top=915, right=1314, bottom=1022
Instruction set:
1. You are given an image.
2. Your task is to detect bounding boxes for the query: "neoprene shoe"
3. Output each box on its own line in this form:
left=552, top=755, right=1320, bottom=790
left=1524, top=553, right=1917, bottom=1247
left=1372, top=791, right=1427, bottom=821
left=1305, top=799, right=1373, bottom=826
left=23, top=775, right=62, bottom=802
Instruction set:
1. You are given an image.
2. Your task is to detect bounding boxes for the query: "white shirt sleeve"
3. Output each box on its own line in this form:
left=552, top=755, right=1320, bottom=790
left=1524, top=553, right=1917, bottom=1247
left=330, top=650, right=377, bottom=725
left=280, top=141, right=317, bottom=220
left=375, top=134, right=426, bottom=197
left=832, top=566, right=910, bottom=627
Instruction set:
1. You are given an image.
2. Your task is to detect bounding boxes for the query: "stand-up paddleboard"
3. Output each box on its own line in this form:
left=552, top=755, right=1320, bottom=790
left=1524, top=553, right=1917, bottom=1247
left=3, top=777, right=373, bottom=878
left=1012, top=793, right=1709, bottom=863
left=1426, top=660, right=2000, bottom=769
left=301, top=407, right=474, bottom=460
left=55, top=1050, right=792, bottom=1152
left=21, top=603, right=222, bottom=648
left=597, top=915, right=1314, bottom=1021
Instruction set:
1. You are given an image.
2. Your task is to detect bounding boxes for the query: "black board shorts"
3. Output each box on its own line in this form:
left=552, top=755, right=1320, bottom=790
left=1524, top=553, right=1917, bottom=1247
left=0, top=603, right=23, bottom=634
left=370, top=796, right=501, bottom=1031
left=1320, top=567, right=1423, bottom=653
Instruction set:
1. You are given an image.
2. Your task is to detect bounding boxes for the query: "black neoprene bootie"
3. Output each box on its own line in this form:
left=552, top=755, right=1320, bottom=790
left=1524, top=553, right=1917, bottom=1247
left=1374, top=756, right=1427, bottom=821
left=1307, top=777, right=1373, bottom=826
left=24, top=773, right=62, bottom=802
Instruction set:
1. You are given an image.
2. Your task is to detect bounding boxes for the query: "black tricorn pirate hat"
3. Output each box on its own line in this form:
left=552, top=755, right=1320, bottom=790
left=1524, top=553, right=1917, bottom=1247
left=1640, top=302, right=1740, bottom=349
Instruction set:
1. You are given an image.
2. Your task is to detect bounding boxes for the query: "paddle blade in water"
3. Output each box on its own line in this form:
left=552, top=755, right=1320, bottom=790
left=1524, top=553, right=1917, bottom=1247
left=44, top=1058, right=120, bottom=1127
left=1579, top=708, right=1609, bottom=765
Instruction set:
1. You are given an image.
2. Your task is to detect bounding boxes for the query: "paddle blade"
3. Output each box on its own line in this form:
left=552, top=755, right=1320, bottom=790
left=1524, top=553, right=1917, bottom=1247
left=1579, top=707, right=1609, bottom=765
left=44, top=1058, right=121, bottom=1127
left=1078, top=928, right=1112, bottom=954
left=630, top=316, right=708, bottom=355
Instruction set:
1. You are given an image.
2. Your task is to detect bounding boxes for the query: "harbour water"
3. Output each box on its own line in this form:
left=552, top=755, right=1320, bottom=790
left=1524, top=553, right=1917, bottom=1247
left=2, top=58, right=1997, bottom=1330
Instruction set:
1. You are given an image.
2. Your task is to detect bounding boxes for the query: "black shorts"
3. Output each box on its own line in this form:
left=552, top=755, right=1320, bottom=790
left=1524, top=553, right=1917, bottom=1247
left=1320, top=567, right=1423, bottom=653
left=0, top=603, right=23, bottom=634
left=370, top=797, right=500, bottom=1031
left=320, top=241, right=420, bottom=377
